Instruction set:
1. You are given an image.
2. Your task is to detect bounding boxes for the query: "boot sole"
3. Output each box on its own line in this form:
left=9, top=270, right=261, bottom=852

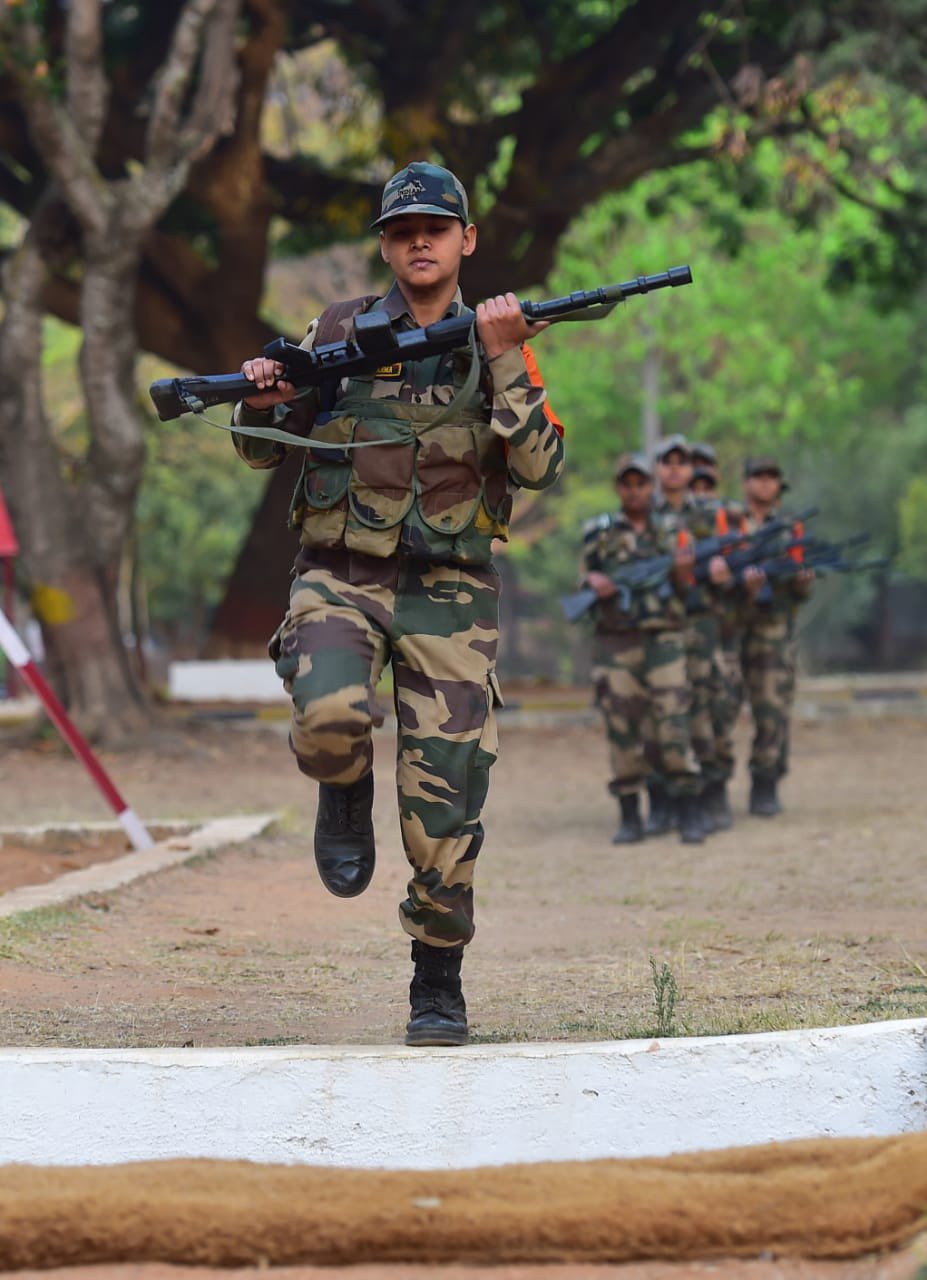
left=405, top=1030, right=469, bottom=1047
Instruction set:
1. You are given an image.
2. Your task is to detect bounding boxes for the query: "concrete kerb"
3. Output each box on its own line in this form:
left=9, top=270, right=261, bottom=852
left=0, top=812, right=277, bottom=919
left=0, top=1019, right=924, bottom=1168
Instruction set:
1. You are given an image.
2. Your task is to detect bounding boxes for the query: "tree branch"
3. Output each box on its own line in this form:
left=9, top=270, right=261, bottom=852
left=65, top=0, right=107, bottom=154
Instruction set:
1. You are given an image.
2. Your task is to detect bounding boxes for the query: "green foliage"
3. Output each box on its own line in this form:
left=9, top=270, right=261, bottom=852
left=134, top=406, right=266, bottom=642
left=899, top=473, right=927, bottom=578
left=509, top=138, right=927, bottom=670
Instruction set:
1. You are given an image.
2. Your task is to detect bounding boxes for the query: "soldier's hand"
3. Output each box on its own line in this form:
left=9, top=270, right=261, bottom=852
left=672, top=542, right=696, bottom=583
left=795, top=568, right=815, bottom=587
left=708, top=554, right=733, bottom=586
left=586, top=571, right=618, bottom=600
left=242, top=357, right=297, bottom=410
left=743, top=565, right=767, bottom=595
left=477, top=292, right=550, bottom=360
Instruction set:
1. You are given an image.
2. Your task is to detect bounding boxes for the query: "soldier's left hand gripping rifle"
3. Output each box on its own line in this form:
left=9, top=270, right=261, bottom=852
left=561, top=509, right=817, bottom=624
left=147, top=267, right=693, bottom=423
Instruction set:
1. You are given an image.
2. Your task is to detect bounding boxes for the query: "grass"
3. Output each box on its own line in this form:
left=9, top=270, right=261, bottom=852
left=0, top=905, right=84, bottom=960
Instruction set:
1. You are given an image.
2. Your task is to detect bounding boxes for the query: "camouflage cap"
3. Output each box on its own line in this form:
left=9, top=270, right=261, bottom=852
left=690, top=441, right=717, bottom=465
left=654, top=433, right=691, bottom=462
left=743, top=455, right=783, bottom=478
left=691, top=466, right=718, bottom=488
left=372, top=162, right=469, bottom=229
left=743, top=455, right=789, bottom=491
left=614, top=451, right=652, bottom=481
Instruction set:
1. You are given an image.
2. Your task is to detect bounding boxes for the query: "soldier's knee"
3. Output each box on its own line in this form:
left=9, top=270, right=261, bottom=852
left=289, top=687, right=375, bottom=784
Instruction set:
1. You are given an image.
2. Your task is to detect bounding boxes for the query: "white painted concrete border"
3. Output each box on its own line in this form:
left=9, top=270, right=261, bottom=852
left=0, top=812, right=276, bottom=918
left=0, top=1019, right=923, bottom=1168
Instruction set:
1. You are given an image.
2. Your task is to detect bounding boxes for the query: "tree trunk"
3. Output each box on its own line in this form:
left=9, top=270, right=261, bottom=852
left=0, top=213, right=147, bottom=742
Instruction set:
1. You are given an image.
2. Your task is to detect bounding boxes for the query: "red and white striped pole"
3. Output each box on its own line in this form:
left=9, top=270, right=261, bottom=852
left=0, top=607, right=153, bottom=851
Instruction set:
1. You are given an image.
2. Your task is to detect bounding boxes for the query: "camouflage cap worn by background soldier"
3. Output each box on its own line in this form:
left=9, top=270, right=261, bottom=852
left=371, top=162, right=470, bottom=228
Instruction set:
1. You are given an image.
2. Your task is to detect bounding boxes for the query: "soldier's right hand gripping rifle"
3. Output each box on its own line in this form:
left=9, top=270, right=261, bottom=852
left=148, top=267, right=694, bottom=424
left=561, top=508, right=818, bottom=624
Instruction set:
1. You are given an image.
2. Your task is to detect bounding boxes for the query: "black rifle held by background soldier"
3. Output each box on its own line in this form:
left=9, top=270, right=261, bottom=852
left=148, top=267, right=693, bottom=423
left=562, top=508, right=817, bottom=624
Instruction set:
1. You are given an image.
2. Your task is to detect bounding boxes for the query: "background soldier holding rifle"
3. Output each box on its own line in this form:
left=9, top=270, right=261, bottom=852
left=581, top=453, right=704, bottom=846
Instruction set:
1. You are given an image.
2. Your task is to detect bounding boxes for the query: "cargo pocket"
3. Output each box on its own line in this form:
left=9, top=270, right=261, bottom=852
left=267, top=615, right=300, bottom=690
left=476, top=669, right=504, bottom=763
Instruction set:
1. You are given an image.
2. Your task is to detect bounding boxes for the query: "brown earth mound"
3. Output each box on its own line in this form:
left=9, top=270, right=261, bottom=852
left=2, top=1134, right=927, bottom=1271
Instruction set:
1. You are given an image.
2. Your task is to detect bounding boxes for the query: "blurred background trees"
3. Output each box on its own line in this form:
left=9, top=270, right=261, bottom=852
left=1, top=0, right=926, bottom=734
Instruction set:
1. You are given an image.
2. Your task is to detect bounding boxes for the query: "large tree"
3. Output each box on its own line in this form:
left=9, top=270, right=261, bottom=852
left=0, top=0, right=241, bottom=737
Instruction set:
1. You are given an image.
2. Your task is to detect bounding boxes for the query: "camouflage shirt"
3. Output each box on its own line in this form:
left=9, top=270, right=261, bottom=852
left=581, top=507, right=687, bottom=633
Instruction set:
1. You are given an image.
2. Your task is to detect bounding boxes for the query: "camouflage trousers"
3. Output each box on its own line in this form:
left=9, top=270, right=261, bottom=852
left=712, top=624, right=744, bottom=783
left=685, top=614, right=721, bottom=783
left=270, top=548, right=502, bottom=948
left=738, top=614, right=796, bottom=781
left=592, top=628, right=700, bottom=799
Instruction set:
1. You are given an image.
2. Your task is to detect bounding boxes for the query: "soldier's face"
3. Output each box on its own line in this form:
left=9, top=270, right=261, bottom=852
left=617, top=472, right=652, bottom=514
left=656, top=450, right=693, bottom=492
left=379, top=215, right=476, bottom=290
left=691, top=477, right=716, bottom=496
left=744, top=471, right=782, bottom=503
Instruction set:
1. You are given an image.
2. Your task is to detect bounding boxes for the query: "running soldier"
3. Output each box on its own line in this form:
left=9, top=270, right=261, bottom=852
left=231, top=162, right=564, bottom=1045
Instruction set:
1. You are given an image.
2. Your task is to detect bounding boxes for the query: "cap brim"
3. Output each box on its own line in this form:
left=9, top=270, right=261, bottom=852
left=371, top=204, right=466, bottom=229
left=616, top=467, right=652, bottom=481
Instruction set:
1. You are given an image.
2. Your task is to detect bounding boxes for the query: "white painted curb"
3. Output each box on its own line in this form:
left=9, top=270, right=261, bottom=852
left=1, top=1019, right=924, bottom=1168
left=0, top=813, right=276, bottom=919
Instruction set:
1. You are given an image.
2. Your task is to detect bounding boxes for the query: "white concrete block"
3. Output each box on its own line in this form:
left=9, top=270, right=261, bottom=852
left=168, top=660, right=287, bottom=703
left=0, top=1019, right=924, bottom=1168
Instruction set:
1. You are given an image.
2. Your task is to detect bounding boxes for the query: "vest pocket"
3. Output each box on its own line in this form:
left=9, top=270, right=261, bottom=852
left=295, top=417, right=355, bottom=548
left=415, top=425, right=483, bottom=535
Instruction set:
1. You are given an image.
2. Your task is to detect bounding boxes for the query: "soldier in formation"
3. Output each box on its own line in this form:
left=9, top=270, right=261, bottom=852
left=581, top=436, right=813, bottom=839
left=580, top=453, right=704, bottom=845
left=231, top=162, right=564, bottom=1046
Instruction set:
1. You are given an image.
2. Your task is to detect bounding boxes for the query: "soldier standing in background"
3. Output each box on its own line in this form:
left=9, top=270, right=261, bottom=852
left=688, top=441, right=746, bottom=829
left=651, top=436, right=735, bottom=836
left=581, top=453, right=704, bottom=846
left=738, top=457, right=814, bottom=816
left=230, top=162, right=564, bottom=1045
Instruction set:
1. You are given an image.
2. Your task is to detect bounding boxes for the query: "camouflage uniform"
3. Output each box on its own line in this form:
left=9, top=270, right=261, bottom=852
left=232, top=280, right=563, bottom=947
left=652, top=493, right=735, bottom=786
left=737, top=510, right=812, bottom=781
left=583, top=510, right=700, bottom=799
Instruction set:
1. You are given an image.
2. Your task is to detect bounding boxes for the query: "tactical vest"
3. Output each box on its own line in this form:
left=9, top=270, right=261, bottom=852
left=590, top=515, right=687, bottom=633
left=288, top=298, right=512, bottom=564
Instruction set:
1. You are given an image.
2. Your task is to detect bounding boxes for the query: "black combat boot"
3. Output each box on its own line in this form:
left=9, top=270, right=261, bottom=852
left=749, top=774, right=781, bottom=818
left=676, top=793, right=705, bottom=844
left=313, top=772, right=376, bottom=897
left=405, top=941, right=468, bottom=1047
left=613, top=792, right=644, bottom=845
left=704, top=779, right=733, bottom=830
left=644, top=782, right=673, bottom=837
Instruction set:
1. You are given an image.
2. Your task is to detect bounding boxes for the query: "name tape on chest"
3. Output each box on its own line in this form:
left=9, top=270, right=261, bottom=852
left=375, top=363, right=404, bottom=379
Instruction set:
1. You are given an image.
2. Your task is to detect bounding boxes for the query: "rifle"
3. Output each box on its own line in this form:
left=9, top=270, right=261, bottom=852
left=746, top=536, right=886, bottom=601
left=561, top=509, right=816, bottom=624
left=148, top=266, right=693, bottom=422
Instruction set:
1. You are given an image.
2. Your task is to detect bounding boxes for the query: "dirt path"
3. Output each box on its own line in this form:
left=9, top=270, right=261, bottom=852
left=1, top=714, right=925, bottom=1047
